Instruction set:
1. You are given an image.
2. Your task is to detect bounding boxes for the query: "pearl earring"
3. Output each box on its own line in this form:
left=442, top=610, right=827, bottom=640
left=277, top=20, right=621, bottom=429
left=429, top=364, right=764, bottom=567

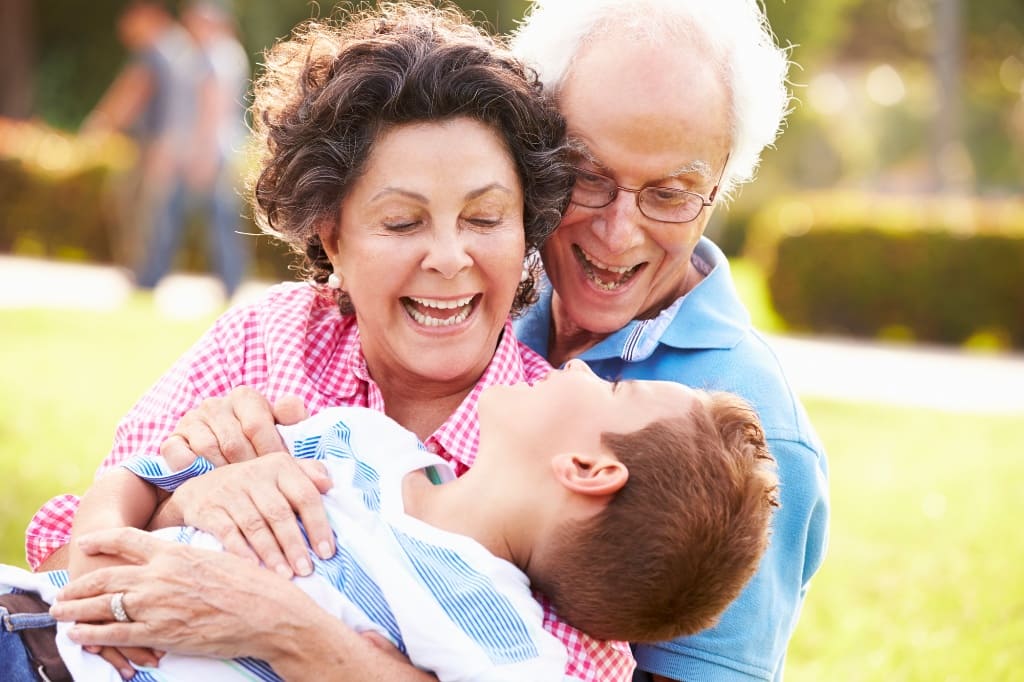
left=327, top=273, right=342, bottom=289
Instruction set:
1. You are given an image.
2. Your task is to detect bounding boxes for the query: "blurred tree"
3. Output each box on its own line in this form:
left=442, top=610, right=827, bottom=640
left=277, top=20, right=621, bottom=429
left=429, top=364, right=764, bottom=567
left=0, top=0, right=34, bottom=119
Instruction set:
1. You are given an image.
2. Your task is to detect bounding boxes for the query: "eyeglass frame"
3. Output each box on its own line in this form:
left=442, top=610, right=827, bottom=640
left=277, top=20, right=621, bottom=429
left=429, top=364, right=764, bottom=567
left=568, top=153, right=730, bottom=224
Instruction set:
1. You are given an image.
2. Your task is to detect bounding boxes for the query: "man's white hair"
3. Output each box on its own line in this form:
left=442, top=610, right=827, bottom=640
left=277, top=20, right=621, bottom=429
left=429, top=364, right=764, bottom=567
left=511, top=0, right=792, bottom=199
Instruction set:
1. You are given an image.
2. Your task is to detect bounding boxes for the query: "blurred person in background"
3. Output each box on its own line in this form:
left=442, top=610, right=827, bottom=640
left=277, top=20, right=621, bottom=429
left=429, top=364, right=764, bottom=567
left=83, top=0, right=251, bottom=298
left=81, top=0, right=197, bottom=288
left=175, top=0, right=251, bottom=297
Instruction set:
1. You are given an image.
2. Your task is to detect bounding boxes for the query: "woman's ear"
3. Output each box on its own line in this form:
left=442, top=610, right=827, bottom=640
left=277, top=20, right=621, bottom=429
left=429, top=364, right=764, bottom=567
left=550, top=452, right=628, bottom=497
left=318, top=217, right=340, bottom=263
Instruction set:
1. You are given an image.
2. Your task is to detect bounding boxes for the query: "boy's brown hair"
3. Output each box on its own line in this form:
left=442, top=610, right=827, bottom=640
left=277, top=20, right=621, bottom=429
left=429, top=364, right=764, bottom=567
left=532, top=391, right=779, bottom=642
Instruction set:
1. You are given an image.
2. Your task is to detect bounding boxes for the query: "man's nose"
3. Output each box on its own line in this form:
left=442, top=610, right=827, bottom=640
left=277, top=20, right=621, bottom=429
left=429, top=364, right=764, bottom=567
left=591, top=191, right=644, bottom=254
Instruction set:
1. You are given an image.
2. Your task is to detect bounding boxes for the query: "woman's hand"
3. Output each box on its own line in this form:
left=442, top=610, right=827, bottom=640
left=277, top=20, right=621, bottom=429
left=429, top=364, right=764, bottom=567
left=52, top=528, right=318, bottom=660
left=52, top=529, right=434, bottom=681
left=160, top=452, right=335, bottom=576
left=162, top=387, right=308, bottom=470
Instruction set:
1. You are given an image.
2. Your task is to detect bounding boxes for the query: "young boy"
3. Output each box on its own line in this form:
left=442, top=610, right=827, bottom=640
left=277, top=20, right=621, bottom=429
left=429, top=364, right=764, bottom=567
left=4, top=361, right=778, bottom=680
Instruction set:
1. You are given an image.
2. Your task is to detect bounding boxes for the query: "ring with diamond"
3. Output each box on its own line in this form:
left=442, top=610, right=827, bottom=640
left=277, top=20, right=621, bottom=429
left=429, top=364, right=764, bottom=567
left=110, top=592, right=131, bottom=623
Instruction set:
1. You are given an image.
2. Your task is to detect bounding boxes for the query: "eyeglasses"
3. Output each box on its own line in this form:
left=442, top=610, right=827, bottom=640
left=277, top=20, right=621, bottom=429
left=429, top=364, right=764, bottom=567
left=569, top=154, right=729, bottom=224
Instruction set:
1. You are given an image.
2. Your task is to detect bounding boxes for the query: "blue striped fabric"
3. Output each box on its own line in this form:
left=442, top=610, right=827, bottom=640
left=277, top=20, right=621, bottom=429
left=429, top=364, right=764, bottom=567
left=311, top=540, right=406, bottom=655
left=392, top=529, right=538, bottom=665
left=231, top=656, right=284, bottom=681
left=121, top=455, right=214, bottom=492
left=295, top=421, right=382, bottom=512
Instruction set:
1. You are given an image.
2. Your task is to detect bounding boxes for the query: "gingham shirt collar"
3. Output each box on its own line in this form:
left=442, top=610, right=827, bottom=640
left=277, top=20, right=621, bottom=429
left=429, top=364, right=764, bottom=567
left=339, top=319, right=535, bottom=472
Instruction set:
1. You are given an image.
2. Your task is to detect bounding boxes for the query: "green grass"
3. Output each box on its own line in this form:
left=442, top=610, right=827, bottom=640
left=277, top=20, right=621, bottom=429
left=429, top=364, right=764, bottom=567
left=2, top=287, right=1022, bottom=681
left=1, top=299, right=216, bottom=568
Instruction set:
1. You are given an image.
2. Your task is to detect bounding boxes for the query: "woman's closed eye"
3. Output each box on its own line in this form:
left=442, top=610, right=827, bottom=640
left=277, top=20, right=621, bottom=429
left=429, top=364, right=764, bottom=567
left=382, top=219, right=421, bottom=232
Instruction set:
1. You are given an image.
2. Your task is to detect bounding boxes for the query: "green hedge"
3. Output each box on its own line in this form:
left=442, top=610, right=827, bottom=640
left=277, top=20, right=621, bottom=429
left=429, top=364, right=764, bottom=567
left=745, top=192, right=1024, bottom=348
left=0, top=118, right=295, bottom=281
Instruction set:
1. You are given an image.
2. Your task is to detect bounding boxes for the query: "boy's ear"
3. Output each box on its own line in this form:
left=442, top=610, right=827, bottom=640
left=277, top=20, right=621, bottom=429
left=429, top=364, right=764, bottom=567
left=551, top=452, right=628, bottom=497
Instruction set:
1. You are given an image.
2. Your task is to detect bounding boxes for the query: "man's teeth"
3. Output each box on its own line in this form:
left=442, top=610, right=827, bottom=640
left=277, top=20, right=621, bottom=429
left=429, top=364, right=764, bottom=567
left=584, top=254, right=634, bottom=274
left=404, top=296, right=474, bottom=327
left=576, top=247, right=640, bottom=290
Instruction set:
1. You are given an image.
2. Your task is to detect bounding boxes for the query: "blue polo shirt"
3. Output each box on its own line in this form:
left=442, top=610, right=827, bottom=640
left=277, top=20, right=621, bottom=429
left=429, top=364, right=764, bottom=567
left=515, top=238, right=829, bottom=682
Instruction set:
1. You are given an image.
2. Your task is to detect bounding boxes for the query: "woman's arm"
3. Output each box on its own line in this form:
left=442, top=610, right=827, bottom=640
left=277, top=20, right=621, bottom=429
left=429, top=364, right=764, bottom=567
left=51, top=528, right=436, bottom=681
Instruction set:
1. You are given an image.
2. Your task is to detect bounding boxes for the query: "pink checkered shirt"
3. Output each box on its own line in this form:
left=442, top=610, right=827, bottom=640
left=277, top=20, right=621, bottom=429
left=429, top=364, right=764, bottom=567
left=25, top=281, right=634, bottom=681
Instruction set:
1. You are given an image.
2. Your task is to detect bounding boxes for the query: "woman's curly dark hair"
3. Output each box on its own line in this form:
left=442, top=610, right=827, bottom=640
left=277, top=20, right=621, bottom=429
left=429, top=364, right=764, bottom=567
left=250, top=1, right=573, bottom=315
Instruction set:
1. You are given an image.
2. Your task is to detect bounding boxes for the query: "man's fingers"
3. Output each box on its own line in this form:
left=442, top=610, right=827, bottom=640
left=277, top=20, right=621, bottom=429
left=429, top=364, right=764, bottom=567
left=272, top=394, right=309, bottom=426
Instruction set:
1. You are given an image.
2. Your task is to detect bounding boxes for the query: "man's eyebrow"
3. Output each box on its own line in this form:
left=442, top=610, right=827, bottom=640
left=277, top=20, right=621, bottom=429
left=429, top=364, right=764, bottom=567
left=666, top=159, right=712, bottom=179
left=567, top=138, right=600, bottom=166
left=567, top=137, right=713, bottom=181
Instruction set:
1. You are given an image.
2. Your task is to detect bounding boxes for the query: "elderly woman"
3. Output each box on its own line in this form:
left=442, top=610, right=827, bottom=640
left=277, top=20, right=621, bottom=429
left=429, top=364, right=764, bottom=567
left=21, top=4, right=634, bottom=681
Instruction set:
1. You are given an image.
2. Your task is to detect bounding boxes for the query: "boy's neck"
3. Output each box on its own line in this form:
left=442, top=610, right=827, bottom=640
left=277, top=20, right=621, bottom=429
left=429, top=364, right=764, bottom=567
left=399, top=463, right=533, bottom=571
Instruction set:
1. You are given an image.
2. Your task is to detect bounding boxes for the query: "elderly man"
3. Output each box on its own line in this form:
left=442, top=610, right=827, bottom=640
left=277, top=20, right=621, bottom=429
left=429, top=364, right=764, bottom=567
left=511, top=2, right=829, bottom=681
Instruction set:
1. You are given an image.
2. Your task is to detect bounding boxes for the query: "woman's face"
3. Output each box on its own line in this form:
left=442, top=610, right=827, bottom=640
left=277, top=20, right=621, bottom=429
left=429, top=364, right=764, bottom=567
left=323, top=117, right=526, bottom=390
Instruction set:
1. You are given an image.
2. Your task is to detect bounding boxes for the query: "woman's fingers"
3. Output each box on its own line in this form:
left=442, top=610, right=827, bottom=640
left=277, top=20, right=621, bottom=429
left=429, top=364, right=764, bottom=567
left=292, top=459, right=336, bottom=560
left=53, top=591, right=125, bottom=623
left=236, top=387, right=294, bottom=454
left=205, top=395, right=260, bottom=464
left=170, top=411, right=223, bottom=467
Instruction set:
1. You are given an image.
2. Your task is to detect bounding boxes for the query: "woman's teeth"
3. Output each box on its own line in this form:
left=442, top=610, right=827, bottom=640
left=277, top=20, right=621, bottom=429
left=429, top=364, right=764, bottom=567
left=403, top=296, right=474, bottom=327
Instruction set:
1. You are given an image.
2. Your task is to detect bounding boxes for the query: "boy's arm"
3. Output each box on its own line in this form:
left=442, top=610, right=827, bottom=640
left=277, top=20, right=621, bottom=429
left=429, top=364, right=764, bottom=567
left=68, top=468, right=166, bottom=578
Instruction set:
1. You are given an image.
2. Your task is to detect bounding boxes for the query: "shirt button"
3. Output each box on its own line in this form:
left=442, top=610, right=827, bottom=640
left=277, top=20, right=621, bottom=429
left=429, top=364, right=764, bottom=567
left=426, top=442, right=440, bottom=454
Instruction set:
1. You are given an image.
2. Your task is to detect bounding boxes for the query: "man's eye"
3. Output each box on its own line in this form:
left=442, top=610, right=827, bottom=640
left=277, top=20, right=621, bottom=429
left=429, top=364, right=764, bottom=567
left=650, top=188, right=687, bottom=203
left=575, top=170, right=608, bottom=188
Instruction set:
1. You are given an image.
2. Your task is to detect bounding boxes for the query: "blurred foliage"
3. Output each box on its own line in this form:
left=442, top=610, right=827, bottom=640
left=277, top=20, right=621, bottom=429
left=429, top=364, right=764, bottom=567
left=744, top=192, right=1024, bottom=348
left=0, top=117, right=295, bottom=277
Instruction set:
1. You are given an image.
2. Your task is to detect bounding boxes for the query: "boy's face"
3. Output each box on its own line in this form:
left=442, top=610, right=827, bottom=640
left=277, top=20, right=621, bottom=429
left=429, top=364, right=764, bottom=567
left=480, top=360, right=697, bottom=458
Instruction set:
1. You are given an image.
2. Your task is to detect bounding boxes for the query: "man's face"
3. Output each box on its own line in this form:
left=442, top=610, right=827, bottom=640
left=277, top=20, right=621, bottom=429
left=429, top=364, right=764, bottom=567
left=543, top=37, right=733, bottom=335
